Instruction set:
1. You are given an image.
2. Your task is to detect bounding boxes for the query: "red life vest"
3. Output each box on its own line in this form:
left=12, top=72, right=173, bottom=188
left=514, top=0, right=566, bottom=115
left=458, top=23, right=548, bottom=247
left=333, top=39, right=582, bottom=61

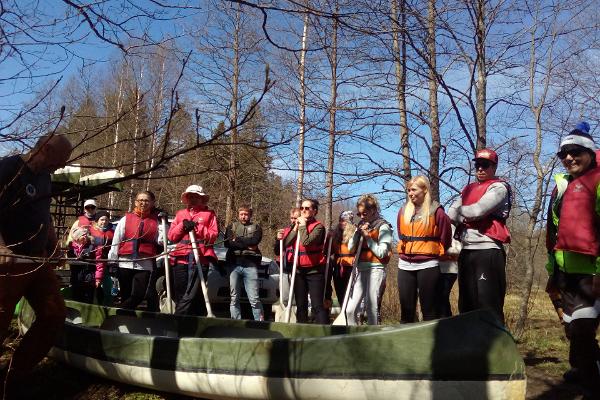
left=297, top=219, right=326, bottom=268
left=118, top=213, right=159, bottom=257
left=90, top=226, right=114, bottom=259
left=555, top=167, right=600, bottom=256
left=283, top=226, right=295, bottom=264
left=170, top=208, right=217, bottom=263
left=461, top=179, right=511, bottom=243
left=77, top=215, right=94, bottom=231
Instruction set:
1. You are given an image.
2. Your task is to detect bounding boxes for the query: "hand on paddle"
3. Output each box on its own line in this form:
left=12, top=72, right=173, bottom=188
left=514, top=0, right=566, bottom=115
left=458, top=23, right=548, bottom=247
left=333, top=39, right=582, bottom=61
left=182, top=219, right=197, bottom=232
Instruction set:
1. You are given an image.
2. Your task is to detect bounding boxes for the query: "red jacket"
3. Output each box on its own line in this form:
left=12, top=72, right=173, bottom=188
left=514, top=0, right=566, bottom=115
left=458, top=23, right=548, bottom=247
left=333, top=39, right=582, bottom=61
left=461, top=179, right=511, bottom=243
left=90, top=226, right=114, bottom=283
left=168, top=207, right=218, bottom=265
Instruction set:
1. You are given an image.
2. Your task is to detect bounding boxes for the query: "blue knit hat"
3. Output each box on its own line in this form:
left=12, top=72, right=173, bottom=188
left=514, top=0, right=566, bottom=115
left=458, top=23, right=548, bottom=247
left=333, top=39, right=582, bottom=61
left=559, top=121, right=595, bottom=152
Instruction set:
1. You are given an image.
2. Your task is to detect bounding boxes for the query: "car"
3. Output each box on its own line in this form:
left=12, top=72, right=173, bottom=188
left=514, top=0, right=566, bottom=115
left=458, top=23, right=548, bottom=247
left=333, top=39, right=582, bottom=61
left=155, top=230, right=281, bottom=320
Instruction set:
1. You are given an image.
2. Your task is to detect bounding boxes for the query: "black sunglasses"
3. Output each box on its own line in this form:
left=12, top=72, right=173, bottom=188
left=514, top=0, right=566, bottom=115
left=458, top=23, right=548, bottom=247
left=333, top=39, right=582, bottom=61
left=474, top=160, right=493, bottom=170
left=300, top=206, right=313, bottom=211
left=557, top=148, right=587, bottom=160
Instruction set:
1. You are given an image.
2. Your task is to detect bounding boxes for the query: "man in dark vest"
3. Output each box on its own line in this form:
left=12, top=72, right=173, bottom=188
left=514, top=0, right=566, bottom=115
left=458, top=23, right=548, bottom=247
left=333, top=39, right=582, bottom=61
left=448, top=148, right=511, bottom=323
left=225, top=205, right=264, bottom=321
left=546, top=121, right=600, bottom=398
left=0, top=133, right=72, bottom=396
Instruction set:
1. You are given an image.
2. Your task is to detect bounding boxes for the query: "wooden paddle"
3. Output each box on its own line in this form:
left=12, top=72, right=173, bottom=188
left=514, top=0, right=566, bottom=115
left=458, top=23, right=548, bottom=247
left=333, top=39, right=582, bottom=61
left=188, top=230, right=215, bottom=318
left=285, top=234, right=301, bottom=323
left=160, top=215, right=175, bottom=314
left=332, top=236, right=363, bottom=326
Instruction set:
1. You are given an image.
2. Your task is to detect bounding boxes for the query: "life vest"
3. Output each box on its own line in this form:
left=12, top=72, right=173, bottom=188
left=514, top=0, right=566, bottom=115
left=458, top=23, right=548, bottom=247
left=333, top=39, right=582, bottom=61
left=282, top=226, right=296, bottom=264
left=359, top=218, right=392, bottom=264
left=77, top=215, right=94, bottom=231
left=170, top=208, right=217, bottom=263
left=334, top=240, right=354, bottom=268
left=554, top=167, right=600, bottom=256
left=297, top=219, right=326, bottom=268
left=397, top=204, right=445, bottom=257
left=461, top=179, right=511, bottom=243
left=90, top=226, right=114, bottom=259
left=229, top=221, right=261, bottom=255
left=118, top=213, right=159, bottom=257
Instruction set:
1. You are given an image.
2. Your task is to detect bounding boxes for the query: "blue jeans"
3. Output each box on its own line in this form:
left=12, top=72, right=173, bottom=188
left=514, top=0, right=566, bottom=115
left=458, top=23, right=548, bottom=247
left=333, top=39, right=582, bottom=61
left=229, top=264, right=263, bottom=320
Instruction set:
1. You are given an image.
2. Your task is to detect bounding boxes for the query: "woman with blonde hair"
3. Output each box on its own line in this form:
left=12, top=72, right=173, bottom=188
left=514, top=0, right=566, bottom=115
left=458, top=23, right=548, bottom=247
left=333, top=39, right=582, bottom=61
left=397, top=176, right=452, bottom=322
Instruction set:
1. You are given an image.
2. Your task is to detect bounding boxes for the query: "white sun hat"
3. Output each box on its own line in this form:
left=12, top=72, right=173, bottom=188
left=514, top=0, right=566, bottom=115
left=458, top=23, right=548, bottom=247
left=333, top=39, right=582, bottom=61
left=181, top=185, right=209, bottom=203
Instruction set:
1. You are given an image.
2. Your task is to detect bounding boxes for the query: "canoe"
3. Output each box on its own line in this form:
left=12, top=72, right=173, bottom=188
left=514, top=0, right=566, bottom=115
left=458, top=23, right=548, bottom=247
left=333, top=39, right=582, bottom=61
left=18, top=299, right=526, bottom=400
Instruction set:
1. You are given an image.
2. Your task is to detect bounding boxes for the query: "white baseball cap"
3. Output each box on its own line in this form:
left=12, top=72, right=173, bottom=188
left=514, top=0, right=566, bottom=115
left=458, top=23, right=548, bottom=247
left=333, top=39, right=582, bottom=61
left=83, top=199, right=97, bottom=208
left=181, top=185, right=209, bottom=203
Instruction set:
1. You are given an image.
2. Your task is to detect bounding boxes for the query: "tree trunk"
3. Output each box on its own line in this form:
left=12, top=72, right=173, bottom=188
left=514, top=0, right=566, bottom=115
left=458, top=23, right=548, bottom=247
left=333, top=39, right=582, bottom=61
left=325, top=6, right=338, bottom=230
left=108, top=67, right=125, bottom=214
left=427, top=0, right=440, bottom=201
left=296, top=7, right=310, bottom=207
left=391, top=0, right=411, bottom=181
left=225, top=5, right=241, bottom=226
left=475, top=0, right=487, bottom=149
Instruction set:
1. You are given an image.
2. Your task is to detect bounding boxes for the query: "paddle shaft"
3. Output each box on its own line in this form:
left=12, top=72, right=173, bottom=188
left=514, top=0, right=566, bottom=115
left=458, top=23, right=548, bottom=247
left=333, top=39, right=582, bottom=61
left=279, top=239, right=284, bottom=306
left=322, top=233, right=333, bottom=302
left=188, top=230, right=215, bottom=318
left=161, top=217, right=174, bottom=314
left=333, top=235, right=363, bottom=326
left=285, top=234, right=301, bottom=323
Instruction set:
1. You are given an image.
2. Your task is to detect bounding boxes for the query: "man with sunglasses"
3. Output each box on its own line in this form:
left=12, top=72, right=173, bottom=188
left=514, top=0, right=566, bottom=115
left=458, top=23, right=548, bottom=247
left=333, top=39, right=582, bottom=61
left=545, top=121, right=600, bottom=398
left=448, top=148, right=511, bottom=323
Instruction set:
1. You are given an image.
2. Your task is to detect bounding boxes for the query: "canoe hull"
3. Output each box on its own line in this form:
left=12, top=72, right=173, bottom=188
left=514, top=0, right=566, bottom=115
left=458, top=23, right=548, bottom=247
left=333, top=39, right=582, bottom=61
left=19, top=300, right=526, bottom=400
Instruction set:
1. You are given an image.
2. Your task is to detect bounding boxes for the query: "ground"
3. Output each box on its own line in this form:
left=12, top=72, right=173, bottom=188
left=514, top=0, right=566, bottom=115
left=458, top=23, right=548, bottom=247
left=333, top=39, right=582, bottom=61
left=1, top=290, right=596, bottom=399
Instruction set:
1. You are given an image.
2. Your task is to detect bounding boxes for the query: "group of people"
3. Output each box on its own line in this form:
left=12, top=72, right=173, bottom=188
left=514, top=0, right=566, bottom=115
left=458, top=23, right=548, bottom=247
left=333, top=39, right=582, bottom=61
left=1, top=120, right=599, bottom=398
left=272, top=152, right=507, bottom=328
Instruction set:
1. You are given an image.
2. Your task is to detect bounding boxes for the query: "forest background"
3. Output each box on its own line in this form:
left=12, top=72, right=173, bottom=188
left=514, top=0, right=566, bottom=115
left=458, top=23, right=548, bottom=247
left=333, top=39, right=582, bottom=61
left=1, top=1, right=600, bottom=397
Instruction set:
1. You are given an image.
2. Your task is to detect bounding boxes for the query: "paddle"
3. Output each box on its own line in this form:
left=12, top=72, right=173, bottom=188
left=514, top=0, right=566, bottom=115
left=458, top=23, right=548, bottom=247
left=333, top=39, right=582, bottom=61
left=322, top=231, right=333, bottom=303
left=160, top=215, right=175, bottom=314
left=272, top=239, right=286, bottom=321
left=332, top=236, right=363, bottom=326
left=285, top=234, right=301, bottom=323
left=188, top=230, right=215, bottom=318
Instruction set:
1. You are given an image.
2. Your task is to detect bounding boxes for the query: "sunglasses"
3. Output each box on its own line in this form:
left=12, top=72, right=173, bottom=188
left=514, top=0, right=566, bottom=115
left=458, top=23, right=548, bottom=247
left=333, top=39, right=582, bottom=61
left=557, top=148, right=587, bottom=160
left=474, top=160, right=493, bottom=170
left=300, top=206, right=313, bottom=211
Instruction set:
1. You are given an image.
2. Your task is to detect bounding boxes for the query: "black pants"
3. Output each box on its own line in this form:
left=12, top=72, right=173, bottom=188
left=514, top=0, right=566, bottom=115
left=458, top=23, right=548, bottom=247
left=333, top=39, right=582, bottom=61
left=458, top=248, right=506, bottom=323
left=117, top=268, right=151, bottom=310
left=170, top=260, right=208, bottom=316
left=332, top=265, right=352, bottom=304
left=294, top=267, right=328, bottom=324
left=437, top=273, right=457, bottom=318
left=555, top=270, right=600, bottom=396
left=69, top=263, right=96, bottom=303
left=397, top=267, right=440, bottom=323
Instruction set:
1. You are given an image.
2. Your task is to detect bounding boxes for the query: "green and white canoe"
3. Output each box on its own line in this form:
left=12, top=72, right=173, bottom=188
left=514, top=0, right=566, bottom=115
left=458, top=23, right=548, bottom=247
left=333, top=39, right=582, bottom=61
left=18, top=299, right=526, bottom=399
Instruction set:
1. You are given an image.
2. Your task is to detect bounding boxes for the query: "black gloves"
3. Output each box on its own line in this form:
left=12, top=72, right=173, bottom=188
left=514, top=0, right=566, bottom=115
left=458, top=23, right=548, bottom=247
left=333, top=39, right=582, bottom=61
left=182, top=219, right=197, bottom=232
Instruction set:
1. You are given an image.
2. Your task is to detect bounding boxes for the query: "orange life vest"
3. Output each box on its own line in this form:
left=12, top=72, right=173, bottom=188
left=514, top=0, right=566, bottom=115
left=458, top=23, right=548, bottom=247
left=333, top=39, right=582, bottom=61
left=397, top=204, right=445, bottom=257
left=334, top=240, right=354, bottom=267
left=359, top=218, right=392, bottom=264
